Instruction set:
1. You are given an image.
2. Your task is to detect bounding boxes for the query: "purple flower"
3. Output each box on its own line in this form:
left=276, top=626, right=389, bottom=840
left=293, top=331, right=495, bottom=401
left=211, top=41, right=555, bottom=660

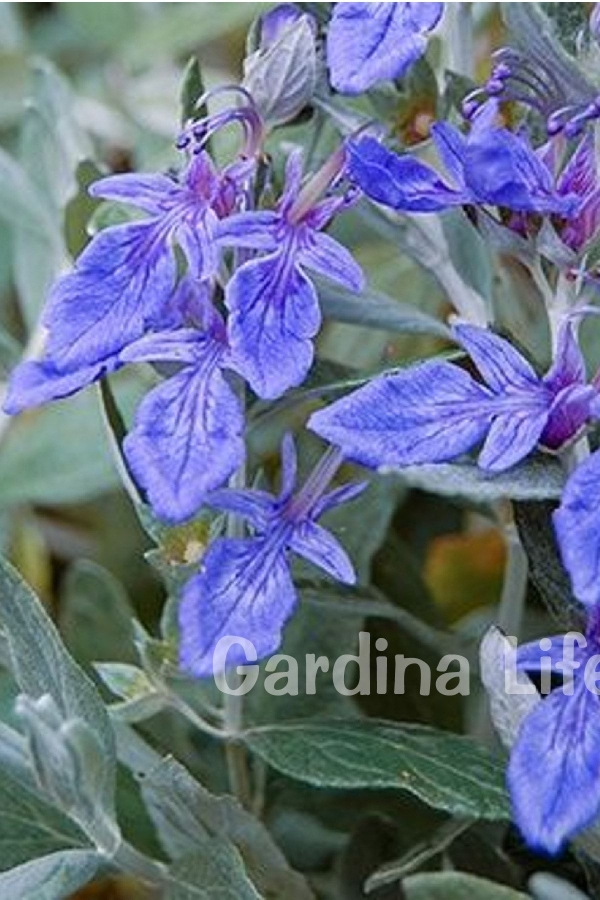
left=554, top=449, right=600, bottom=609
left=309, top=320, right=600, bottom=473
left=509, top=615, right=600, bottom=853
left=554, top=135, right=600, bottom=252
left=347, top=101, right=579, bottom=217
left=5, top=153, right=243, bottom=415
left=120, top=288, right=245, bottom=524
left=179, top=437, right=364, bottom=676
left=327, top=2, right=443, bottom=95
left=217, top=149, right=364, bottom=399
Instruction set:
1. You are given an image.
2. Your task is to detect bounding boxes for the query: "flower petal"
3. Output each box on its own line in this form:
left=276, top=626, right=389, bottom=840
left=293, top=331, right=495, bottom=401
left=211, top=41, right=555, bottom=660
left=290, top=520, right=356, bottom=583
left=478, top=408, right=549, bottom=471
left=44, top=221, right=176, bottom=371
left=89, top=173, right=181, bottom=215
left=541, top=383, right=596, bottom=450
left=508, top=678, right=600, bottom=853
left=300, top=232, right=365, bottom=292
left=347, top=137, right=468, bottom=212
left=179, top=537, right=296, bottom=676
left=226, top=254, right=321, bottom=399
left=543, top=322, right=587, bottom=392
left=327, top=3, right=442, bottom=95
left=554, top=450, right=600, bottom=608
left=216, top=211, right=280, bottom=251
left=453, top=323, right=541, bottom=393
left=517, top=633, right=585, bottom=677
left=124, top=356, right=244, bottom=523
left=206, top=489, right=275, bottom=532
left=309, top=360, right=494, bottom=469
left=4, top=356, right=119, bottom=414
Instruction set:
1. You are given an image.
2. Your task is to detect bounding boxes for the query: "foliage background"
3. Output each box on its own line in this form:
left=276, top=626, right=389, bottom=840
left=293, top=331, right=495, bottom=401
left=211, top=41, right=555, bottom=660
left=0, top=4, right=594, bottom=899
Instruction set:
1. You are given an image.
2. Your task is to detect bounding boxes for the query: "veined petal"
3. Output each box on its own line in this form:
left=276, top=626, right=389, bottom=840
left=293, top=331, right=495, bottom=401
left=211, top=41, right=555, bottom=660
left=430, top=122, right=468, bottom=188
left=4, top=355, right=120, bottom=414
left=44, top=221, right=176, bottom=371
left=554, top=450, right=600, bottom=608
left=517, top=633, right=586, bottom=677
left=206, top=488, right=275, bottom=532
left=312, top=481, right=368, bottom=519
left=176, top=207, right=220, bottom=280
left=541, top=383, right=597, bottom=450
left=300, top=232, right=365, bottom=292
left=478, top=407, right=549, bottom=471
left=226, top=254, right=321, bottom=399
left=309, top=360, right=494, bottom=469
left=124, top=356, right=244, bottom=523
left=453, top=323, right=541, bottom=393
left=216, top=211, right=280, bottom=251
left=508, top=678, right=600, bottom=854
left=121, top=329, right=215, bottom=366
left=327, top=3, right=442, bottom=95
left=347, top=137, right=468, bottom=212
left=89, top=173, right=181, bottom=215
left=290, top=520, right=356, bottom=584
left=279, top=432, right=298, bottom=502
left=543, top=322, right=587, bottom=392
left=179, top=536, right=296, bottom=676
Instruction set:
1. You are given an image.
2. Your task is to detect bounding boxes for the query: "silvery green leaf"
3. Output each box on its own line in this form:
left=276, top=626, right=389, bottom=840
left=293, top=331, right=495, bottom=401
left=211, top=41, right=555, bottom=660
left=479, top=627, right=540, bottom=751
left=243, top=15, right=317, bottom=126
left=536, top=219, right=578, bottom=269
left=0, top=765, right=90, bottom=870
left=383, top=456, right=565, bottom=503
left=0, top=720, right=36, bottom=791
left=95, top=663, right=166, bottom=724
left=0, top=558, right=119, bottom=852
left=179, top=56, right=205, bottom=125
left=529, top=872, right=591, bottom=900
left=244, top=719, right=510, bottom=820
left=0, top=850, right=100, bottom=900
left=402, top=872, right=528, bottom=899
left=142, top=757, right=313, bottom=899
left=164, top=838, right=262, bottom=900
left=317, top=278, right=451, bottom=338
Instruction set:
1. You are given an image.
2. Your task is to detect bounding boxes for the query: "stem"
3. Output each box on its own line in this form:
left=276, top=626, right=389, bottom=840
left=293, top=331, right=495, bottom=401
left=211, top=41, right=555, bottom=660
left=222, top=375, right=252, bottom=808
left=447, top=3, right=474, bottom=80
left=496, top=503, right=528, bottom=637
left=111, top=839, right=166, bottom=888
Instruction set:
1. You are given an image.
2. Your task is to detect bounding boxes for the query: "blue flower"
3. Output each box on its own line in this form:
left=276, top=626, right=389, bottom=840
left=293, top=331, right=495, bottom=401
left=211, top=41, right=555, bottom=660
left=178, top=437, right=364, bottom=677
left=554, top=449, right=600, bottom=609
left=327, top=2, right=443, bottom=95
left=119, top=287, right=245, bottom=524
left=217, top=149, right=364, bottom=399
left=309, top=321, right=600, bottom=473
left=347, top=101, right=579, bottom=217
left=509, top=615, right=600, bottom=853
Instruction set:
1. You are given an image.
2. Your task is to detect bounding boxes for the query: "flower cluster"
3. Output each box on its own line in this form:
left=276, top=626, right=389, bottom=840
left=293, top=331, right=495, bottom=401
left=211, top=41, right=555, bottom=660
left=10, top=0, right=600, bottom=865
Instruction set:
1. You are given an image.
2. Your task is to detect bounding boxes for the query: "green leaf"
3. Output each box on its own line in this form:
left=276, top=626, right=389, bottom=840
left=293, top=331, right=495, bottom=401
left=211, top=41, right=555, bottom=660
left=243, top=720, right=509, bottom=820
left=0, top=374, right=144, bottom=508
left=95, top=663, right=165, bottom=724
left=387, top=456, right=565, bottom=504
left=179, top=56, right=205, bottom=125
left=401, top=872, right=528, bottom=900
left=142, top=757, right=313, bottom=899
left=0, top=557, right=118, bottom=844
left=60, top=561, right=136, bottom=668
left=0, top=767, right=90, bottom=871
left=164, top=838, right=262, bottom=900
left=317, top=278, right=450, bottom=339
left=0, top=850, right=100, bottom=900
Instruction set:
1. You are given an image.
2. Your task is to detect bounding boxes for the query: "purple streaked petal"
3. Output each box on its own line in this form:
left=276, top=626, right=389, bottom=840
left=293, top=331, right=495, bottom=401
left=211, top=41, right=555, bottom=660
left=517, top=634, right=585, bottom=676
left=430, top=122, right=468, bottom=188
left=226, top=254, right=321, bottom=399
left=215, top=211, right=280, bottom=251
left=558, top=134, right=596, bottom=198
left=44, top=221, right=176, bottom=370
left=308, top=361, right=494, bottom=469
left=477, top=407, right=549, bottom=471
left=179, top=536, right=296, bottom=676
left=124, top=359, right=244, bottom=523
left=554, top=450, right=600, bottom=608
left=300, top=231, right=365, bottom=292
left=541, top=384, right=597, bottom=450
left=89, top=172, right=182, bottom=215
left=176, top=207, right=220, bottom=280
left=327, top=3, right=442, bottom=95
left=452, top=323, right=541, bottom=393
left=206, top=489, right=275, bottom=532
left=543, top=322, right=587, bottom=392
left=121, top=329, right=215, bottom=366
left=4, top=355, right=120, bottom=414
left=347, top=137, right=468, bottom=213
left=290, top=520, right=356, bottom=583
left=279, top=432, right=298, bottom=502
left=312, top=481, right=368, bottom=519
left=280, top=148, right=304, bottom=214
left=508, top=678, right=600, bottom=854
